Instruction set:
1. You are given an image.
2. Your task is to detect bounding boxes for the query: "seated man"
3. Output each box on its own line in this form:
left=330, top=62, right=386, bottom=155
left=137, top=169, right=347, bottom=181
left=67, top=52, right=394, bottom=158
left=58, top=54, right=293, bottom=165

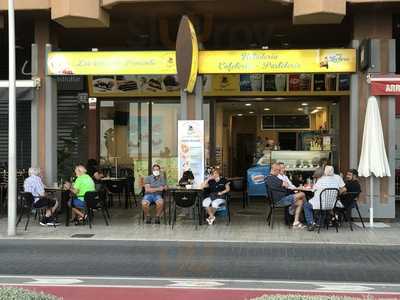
left=202, top=169, right=230, bottom=225
left=277, top=162, right=296, bottom=189
left=24, top=167, right=59, bottom=226
left=142, top=164, right=167, bottom=224
left=65, top=165, right=95, bottom=223
left=266, top=163, right=314, bottom=231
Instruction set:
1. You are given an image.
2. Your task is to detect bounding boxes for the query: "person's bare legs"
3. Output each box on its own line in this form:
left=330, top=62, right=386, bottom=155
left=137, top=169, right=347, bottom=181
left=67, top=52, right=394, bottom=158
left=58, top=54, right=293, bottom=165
left=155, top=199, right=164, bottom=217
left=142, top=201, right=150, bottom=217
left=72, top=207, right=85, bottom=219
left=293, top=193, right=305, bottom=224
left=207, top=207, right=216, bottom=218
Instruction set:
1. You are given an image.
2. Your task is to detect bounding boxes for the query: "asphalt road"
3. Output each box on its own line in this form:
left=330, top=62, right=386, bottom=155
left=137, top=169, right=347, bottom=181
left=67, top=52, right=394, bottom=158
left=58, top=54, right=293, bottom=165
left=0, top=240, right=399, bottom=284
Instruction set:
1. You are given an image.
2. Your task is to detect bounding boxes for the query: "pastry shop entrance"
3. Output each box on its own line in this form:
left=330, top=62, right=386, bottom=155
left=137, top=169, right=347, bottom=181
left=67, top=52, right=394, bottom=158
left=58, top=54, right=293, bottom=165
left=213, top=96, right=349, bottom=181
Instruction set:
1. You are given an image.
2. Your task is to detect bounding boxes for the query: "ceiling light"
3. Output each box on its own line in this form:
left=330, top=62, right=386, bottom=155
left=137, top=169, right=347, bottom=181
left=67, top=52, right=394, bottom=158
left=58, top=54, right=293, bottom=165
left=249, top=111, right=254, bottom=114
left=264, top=108, right=270, bottom=111
left=316, top=106, right=324, bottom=110
left=311, top=109, right=319, bottom=114
left=237, top=114, right=243, bottom=117
left=245, top=103, right=252, bottom=106
left=301, top=103, right=308, bottom=106
left=297, top=108, right=303, bottom=111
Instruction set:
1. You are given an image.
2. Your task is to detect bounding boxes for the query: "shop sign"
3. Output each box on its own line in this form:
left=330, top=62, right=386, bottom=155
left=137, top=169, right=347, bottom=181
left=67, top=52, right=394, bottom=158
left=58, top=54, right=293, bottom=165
left=198, top=49, right=356, bottom=74
left=370, top=76, right=400, bottom=96
left=178, top=120, right=205, bottom=188
left=47, top=51, right=176, bottom=76
left=176, top=16, right=199, bottom=93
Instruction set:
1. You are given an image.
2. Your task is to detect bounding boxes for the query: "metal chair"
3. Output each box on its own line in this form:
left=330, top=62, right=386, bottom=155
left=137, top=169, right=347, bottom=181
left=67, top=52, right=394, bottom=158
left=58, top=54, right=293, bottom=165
left=84, top=191, right=110, bottom=229
left=171, top=190, right=199, bottom=229
left=214, top=193, right=232, bottom=225
left=105, top=180, right=125, bottom=208
left=265, top=185, right=291, bottom=230
left=16, top=192, right=49, bottom=231
left=317, top=188, right=340, bottom=233
left=338, top=191, right=365, bottom=230
left=229, top=177, right=248, bottom=208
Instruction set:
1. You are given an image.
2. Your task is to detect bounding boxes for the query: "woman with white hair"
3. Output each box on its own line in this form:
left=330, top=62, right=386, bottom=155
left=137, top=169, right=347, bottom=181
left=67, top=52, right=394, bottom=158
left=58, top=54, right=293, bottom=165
left=309, top=165, right=345, bottom=210
left=24, top=167, right=59, bottom=226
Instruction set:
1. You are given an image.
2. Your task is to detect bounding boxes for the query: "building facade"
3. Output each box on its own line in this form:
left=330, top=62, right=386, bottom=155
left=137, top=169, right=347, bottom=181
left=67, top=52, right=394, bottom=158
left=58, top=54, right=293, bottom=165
left=0, top=0, right=398, bottom=219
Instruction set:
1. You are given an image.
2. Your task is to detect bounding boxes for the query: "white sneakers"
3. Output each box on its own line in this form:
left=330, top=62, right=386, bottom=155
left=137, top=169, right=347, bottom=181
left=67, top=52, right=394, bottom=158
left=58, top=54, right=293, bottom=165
left=206, top=216, right=216, bottom=225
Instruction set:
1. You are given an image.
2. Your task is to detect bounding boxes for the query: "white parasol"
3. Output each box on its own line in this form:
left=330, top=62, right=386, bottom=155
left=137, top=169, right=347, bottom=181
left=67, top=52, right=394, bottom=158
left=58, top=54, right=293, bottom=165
left=358, top=96, right=391, bottom=227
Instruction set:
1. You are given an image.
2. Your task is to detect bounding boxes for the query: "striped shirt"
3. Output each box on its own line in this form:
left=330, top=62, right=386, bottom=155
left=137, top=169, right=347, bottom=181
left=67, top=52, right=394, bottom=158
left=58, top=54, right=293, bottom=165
left=24, top=175, right=45, bottom=200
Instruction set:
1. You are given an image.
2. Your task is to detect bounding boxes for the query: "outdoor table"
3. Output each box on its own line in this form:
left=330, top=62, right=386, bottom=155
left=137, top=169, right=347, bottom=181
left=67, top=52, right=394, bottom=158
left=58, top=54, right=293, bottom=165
left=167, top=187, right=204, bottom=226
left=101, top=177, right=129, bottom=208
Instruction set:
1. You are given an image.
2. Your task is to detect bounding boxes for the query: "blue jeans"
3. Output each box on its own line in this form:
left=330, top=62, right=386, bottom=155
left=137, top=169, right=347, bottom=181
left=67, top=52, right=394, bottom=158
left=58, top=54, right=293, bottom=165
left=303, top=202, right=314, bottom=225
left=277, top=194, right=295, bottom=206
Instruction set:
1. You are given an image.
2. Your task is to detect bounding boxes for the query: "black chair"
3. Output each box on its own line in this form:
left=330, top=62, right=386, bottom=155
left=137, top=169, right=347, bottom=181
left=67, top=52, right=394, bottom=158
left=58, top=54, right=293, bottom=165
left=16, top=192, right=50, bottom=231
left=171, top=190, right=199, bottom=229
left=139, top=187, right=167, bottom=225
left=317, top=188, right=340, bottom=233
left=266, top=185, right=291, bottom=230
left=337, top=191, right=365, bottom=230
left=84, top=191, right=110, bottom=229
left=229, top=177, right=248, bottom=208
left=213, top=193, right=232, bottom=225
left=106, top=180, right=125, bottom=208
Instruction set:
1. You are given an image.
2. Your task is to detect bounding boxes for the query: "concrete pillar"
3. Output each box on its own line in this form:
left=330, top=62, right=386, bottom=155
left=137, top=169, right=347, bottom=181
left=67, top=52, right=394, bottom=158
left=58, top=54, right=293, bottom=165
left=34, top=17, right=49, bottom=178
left=353, top=8, right=396, bottom=219
left=180, top=76, right=203, bottom=121
left=349, top=40, right=359, bottom=170
left=31, top=44, right=39, bottom=168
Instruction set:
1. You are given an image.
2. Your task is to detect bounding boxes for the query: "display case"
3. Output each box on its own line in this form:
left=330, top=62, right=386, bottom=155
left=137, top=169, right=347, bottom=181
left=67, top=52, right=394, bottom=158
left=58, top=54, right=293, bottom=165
left=270, top=150, right=330, bottom=172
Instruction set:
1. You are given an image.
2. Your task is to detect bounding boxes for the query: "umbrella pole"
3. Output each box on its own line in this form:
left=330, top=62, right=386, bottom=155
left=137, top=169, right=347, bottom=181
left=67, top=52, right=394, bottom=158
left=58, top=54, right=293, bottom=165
left=370, top=176, right=374, bottom=227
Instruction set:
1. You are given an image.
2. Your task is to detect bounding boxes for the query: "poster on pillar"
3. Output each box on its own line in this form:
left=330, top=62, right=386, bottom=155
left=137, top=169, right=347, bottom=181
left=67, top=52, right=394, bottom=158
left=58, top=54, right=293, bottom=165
left=178, top=120, right=205, bottom=188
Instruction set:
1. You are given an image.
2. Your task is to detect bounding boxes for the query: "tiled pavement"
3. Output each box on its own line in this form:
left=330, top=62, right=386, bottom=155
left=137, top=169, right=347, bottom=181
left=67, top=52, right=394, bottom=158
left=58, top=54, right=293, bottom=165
left=1, top=199, right=399, bottom=245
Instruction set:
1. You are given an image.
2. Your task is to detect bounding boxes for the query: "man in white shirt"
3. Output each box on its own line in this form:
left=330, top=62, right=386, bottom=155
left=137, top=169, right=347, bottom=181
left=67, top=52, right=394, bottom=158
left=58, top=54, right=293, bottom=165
left=278, top=162, right=296, bottom=189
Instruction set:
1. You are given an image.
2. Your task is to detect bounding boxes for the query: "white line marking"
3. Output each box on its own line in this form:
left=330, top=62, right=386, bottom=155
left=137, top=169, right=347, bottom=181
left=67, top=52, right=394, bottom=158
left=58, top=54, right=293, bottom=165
left=0, top=275, right=400, bottom=288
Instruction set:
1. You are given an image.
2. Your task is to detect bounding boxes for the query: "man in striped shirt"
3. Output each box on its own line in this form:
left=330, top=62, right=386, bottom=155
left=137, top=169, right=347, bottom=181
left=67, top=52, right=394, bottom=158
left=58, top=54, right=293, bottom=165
left=24, top=167, right=59, bottom=226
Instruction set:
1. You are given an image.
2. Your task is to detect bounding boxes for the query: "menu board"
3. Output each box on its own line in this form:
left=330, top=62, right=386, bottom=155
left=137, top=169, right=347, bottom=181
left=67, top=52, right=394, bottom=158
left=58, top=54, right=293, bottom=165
left=178, top=120, right=205, bottom=188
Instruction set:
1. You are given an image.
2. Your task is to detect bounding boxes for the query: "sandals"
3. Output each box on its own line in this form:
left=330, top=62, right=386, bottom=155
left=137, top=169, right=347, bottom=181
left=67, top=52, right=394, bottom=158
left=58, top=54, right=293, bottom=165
left=293, top=222, right=306, bottom=229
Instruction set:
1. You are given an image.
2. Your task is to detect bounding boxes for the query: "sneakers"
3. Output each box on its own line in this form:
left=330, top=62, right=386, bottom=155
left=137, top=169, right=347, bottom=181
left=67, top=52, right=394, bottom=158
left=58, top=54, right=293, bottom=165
left=307, top=224, right=315, bottom=231
left=39, top=217, right=47, bottom=226
left=40, top=216, right=60, bottom=226
left=145, top=216, right=152, bottom=224
left=292, top=222, right=306, bottom=229
left=155, top=217, right=161, bottom=225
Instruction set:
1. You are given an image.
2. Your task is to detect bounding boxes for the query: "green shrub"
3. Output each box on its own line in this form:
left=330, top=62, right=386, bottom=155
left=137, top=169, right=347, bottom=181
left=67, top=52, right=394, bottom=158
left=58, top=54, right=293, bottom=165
left=250, top=295, right=367, bottom=300
left=0, top=287, right=61, bottom=300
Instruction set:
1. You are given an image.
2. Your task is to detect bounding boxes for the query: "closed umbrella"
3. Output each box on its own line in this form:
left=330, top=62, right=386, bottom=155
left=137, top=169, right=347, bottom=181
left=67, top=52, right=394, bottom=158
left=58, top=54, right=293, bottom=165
left=358, top=96, right=391, bottom=227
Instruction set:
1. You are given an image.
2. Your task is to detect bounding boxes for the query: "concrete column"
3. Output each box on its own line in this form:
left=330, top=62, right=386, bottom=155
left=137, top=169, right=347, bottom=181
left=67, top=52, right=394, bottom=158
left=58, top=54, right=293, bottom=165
left=349, top=40, right=359, bottom=170
left=352, top=8, right=395, bottom=220
left=31, top=44, right=39, bottom=167
left=44, top=44, right=57, bottom=185
left=180, top=76, right=203, bottom=121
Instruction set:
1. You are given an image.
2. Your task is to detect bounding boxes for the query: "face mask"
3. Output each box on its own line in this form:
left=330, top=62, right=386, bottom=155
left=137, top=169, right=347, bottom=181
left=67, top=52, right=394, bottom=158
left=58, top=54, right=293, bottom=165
left=153, top=170, right=160, bottom=176
left=214, top=176, right=220, bottom=182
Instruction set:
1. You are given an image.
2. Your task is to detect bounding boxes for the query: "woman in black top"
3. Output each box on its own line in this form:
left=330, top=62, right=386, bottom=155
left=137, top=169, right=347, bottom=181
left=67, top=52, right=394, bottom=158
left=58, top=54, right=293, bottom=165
left=202, top=169, right=230, bottom=225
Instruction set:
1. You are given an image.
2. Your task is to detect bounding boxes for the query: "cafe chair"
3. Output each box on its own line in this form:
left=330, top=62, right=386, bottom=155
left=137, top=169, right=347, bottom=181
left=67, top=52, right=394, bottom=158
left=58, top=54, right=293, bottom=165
left=214, top=193, right=232, bottom=225
left=138, top=187, right=167, bottom=225
left=265, top=184, right=291, bottom=230
left=84, top=191, right=110, bottom=229
left=106, top=180, right=125, bottom=208
left=171, top=190, right=199, bottom=230
left=229, top=177, right=248, bottom=208
left=16, top=192, right=51, bottom=231
left=317, top=188, right=340, bottom=233
left=336, top=191, right=365, bottom=231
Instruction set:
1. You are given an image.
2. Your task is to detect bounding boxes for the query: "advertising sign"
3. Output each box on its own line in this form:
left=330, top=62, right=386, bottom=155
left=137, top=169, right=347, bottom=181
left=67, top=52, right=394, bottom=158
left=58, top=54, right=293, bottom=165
left=199, top=49, right=356, bottom=74
left=47, top=51, right=177, bottom=75
left=370, top=76, right=400, bottom=96
left=178, top=120, right=205, bottom=188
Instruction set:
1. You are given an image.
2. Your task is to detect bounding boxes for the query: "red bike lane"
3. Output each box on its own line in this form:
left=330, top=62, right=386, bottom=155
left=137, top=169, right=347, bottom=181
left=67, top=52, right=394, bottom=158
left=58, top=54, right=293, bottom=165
left=14, top=285, right=400, bottom=300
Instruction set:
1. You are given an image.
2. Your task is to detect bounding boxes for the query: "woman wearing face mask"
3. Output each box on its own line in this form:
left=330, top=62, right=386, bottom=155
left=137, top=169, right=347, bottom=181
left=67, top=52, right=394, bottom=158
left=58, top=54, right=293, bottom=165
left=202, top=169, right=230, bottom=225
left=142, top=164, right=167, bottom=224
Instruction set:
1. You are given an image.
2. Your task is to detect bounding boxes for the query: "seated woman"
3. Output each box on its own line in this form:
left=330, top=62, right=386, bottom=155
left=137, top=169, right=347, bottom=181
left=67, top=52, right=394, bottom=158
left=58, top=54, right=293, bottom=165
left=202, top=169, right=230, bottom=225
left=309, top=165, right=344, bottom=211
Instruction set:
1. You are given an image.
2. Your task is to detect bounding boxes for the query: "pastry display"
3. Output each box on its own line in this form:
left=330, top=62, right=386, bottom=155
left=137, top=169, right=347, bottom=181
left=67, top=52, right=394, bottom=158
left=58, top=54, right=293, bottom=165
left=163, top=75, right=180, bottom=91
left=117, top=80, right=138, bottom=92
left=93, top=78, right=115, bottom=92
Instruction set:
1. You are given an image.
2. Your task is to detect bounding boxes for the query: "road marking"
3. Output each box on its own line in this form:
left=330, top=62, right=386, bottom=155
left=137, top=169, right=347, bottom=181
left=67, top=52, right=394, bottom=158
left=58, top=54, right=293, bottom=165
left=25, top=278, right=83, bottom=285
left=317, top=284, right=374, bottom=292
left=169, top=280, right=224, bottom=288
